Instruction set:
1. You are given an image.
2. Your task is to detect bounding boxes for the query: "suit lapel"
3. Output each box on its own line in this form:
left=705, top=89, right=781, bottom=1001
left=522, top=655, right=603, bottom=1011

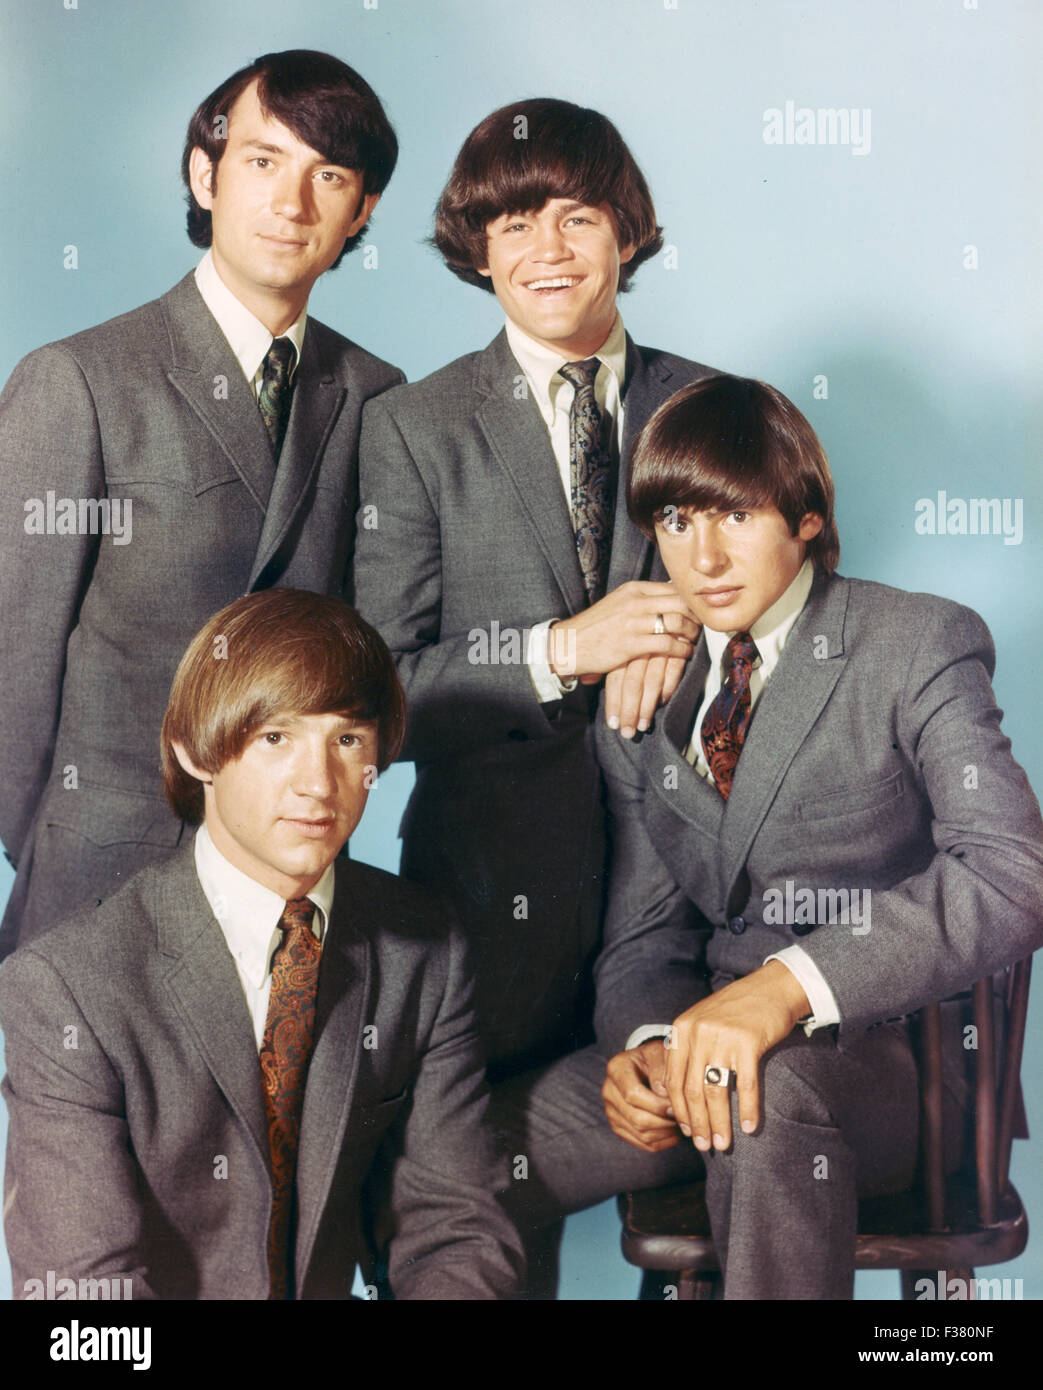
left=474, top=331, right=587, bottom=613
left=718, top=572, right=851, bottom=908
left=160, top=274, right=275, bottom=515
left=152, top=848, right=270, bottom=1170
left=294, top=863, right=373, bottom=1284
left=606, top=339, right=690, bottom=590
left=648, top=640, right=727, bottom=900
left=248, top=328, right=346, bottom=588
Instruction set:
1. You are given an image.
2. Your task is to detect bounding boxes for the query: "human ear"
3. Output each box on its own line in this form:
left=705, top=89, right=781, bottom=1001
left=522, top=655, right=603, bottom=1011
left=171, top=741, right=212, bottom=785
left=188, top=146, right=216, bottom=210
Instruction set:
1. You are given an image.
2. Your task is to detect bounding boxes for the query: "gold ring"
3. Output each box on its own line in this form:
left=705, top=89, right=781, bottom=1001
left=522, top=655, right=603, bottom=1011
left=653, top=613, right=666, bottom=636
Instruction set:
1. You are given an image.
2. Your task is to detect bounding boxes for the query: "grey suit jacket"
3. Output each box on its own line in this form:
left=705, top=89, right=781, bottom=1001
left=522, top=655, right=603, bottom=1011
left=353, top=329, right=715, bottom=1070
left=0, top=843, right=523, bottom=1299
left=0, top=273, right=403, bottom=954
left=593, top=570, right=1043, bottom=1053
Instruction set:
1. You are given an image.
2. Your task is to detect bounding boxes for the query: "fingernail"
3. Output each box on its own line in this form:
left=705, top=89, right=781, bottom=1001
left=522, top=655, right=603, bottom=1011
left=665, top=1106, right=674, bottom=1117
left=637, top=719, right=649, bottom=731
left=694, top=1135, right=710, bottom=1152
left=679, top=1123, right=691, bottom=1137
left=713, top=1133, right=727, bottom=1149
left=741, top=1120, right=756, bottom=1134
left=621, top=727, right=634, bottom=740
left=607, top=715, right=619, bottom=729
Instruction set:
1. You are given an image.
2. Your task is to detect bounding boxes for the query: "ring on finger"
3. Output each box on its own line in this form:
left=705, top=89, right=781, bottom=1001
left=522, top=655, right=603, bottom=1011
left=703, top=1065, right=732, bottom=1088
left=653, top=612, right=666, bottom=636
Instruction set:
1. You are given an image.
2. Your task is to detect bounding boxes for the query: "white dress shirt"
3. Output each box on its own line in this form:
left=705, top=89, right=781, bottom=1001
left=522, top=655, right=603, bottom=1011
left=625, top=559, right=840, bottom=1050
left=503, top=314, right=628, bottom=703
left=193, top=823, right=333, bottom=1050
left=194, top=250, right=307, bottom=397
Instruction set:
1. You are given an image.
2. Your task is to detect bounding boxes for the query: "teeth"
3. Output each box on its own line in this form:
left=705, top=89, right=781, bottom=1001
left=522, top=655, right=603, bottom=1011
left=527, top=277, right=578, bottom=290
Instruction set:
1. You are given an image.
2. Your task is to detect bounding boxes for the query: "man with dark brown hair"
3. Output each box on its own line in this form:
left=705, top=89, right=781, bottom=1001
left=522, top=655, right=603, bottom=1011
left=0, top=50, right=402, bottom=957
left=493, top=375, right=1043, bottom=1298
left=354, top=98, right=715, bottom=1083
left=0, top=590, right=523, bottom=1300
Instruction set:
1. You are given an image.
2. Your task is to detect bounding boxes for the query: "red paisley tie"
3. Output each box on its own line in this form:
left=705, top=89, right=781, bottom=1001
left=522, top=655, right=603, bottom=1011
left=700, top=632, right=759, bottom=799
left=259, top=896, right=321, bottom=1299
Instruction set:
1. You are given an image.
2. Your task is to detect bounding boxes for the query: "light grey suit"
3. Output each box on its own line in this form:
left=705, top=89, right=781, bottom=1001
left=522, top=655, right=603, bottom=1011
left=354, top=329, right=714, bottom=1073
left=494, top=571, right=1043, bottom=1297
left=0, top=273, right=403, bottom=955
left=0, top=843, right=524, bottom=1299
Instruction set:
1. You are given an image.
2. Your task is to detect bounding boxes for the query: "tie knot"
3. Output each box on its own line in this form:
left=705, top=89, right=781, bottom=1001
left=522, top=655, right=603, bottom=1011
left=279, top=897, right=314, bottom=936
left=724, top=631, right=759, bottom=671
left=263, top=337, right=296, bottom=383
left=558, top=358, right=600, bottom=392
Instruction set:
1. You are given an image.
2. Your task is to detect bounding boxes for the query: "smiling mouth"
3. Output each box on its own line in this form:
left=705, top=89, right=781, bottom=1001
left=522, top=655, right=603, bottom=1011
left=525, top=277, right=582, bottom=293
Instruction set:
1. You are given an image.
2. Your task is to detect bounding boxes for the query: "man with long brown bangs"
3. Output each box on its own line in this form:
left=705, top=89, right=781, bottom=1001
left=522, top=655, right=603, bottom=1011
left=0, top=50, right=402, bottom=958
left=354, top=98, right=716, bottom=1084
left=0, top=590, right=524, bottom=1300
left=492, top=375, right=1043, bottom=1299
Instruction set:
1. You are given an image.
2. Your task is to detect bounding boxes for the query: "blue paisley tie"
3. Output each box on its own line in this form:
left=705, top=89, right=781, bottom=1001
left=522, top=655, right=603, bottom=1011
left=258, top=337, right=296, bottom=458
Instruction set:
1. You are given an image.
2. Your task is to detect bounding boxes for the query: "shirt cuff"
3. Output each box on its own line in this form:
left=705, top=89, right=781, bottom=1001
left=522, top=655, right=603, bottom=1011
left=527, top=618, right=579, bottom=703
left=765, top=946, right=841, bottom=1035
left=624, top=1024, right=673, bottom=1051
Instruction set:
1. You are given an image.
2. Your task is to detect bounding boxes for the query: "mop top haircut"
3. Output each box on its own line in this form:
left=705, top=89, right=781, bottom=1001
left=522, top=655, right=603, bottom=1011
left=433, top=97, right=663, bottom=292
left=181, top=48, right=398, bottom=265
left=628, top=374, right=840, bottom=573
left=161, top=590, right=406, bottom=826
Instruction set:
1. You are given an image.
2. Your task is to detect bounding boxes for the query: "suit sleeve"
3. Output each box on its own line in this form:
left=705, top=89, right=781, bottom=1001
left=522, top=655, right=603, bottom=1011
left=0, top=346, right=104, bottom=863
left=0, top=948, right=158, bottom=1299
left=372, top=921, right=525, bottom=1299
left=592, top=715, right=712, bottom=1055
left=354, top=391, right=573, bottom=764
left=800, top=604, right=1043, bottom=1032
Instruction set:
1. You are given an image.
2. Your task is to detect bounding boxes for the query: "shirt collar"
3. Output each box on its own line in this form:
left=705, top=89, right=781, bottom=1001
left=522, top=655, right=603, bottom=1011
left=193, top=822, right=333, bottom=990
left=194, top=250, right=307, bottom=386
left=704, top=558, right=815, bottom=681
left=504, top=312, right=627, bottom=427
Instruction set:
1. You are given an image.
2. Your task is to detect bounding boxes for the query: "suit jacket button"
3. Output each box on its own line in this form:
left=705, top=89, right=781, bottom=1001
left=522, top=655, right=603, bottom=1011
left=507, top=729, right=529, bottom=742
left=726, top=915, right=747, bottom=935
left=792, top=921, right=815, bottom=937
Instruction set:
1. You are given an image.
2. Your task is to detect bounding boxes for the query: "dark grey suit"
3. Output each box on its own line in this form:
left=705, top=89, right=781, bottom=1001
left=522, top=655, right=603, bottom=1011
left=494, top=572, right=1043, bottom=1297
left=354, top=328, right=714, bottom=1073
left=0, top=273, right=403, bottom=955
left=0, top=843, right=523, bottom=1299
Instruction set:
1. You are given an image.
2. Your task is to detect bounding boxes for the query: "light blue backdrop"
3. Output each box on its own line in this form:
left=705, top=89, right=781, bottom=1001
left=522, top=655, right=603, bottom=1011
left=1, top=0, right=1039, bottom=1302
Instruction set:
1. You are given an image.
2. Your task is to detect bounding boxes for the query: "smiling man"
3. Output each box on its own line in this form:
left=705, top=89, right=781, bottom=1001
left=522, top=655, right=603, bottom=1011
left=0, top=50, right=402, bottom=956
left=492, top=374, right=1043, bottom=1298
left=354, top=99, right=715, bottom=1096
left=0, top=590, right=523, bottom=1300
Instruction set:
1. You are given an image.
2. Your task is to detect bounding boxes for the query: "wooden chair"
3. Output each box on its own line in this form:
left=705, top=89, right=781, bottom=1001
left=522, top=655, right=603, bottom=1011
left=618, top=958, right=1033, bottom=1300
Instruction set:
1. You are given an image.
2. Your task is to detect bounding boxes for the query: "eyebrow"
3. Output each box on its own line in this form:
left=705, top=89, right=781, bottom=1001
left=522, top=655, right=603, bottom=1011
left=238, top=138, right=350, bottom=170
left=241, top=139, right=286, bottom=155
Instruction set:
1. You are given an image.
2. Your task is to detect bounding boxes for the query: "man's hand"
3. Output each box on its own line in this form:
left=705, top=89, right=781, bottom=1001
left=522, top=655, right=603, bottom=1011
left=602, top=1039, right=683, bottom=1153
left=603, top=654, right=691, bottom=739
left=664, top=962, right=811, bottom=1151
left=549, top=582, right=698, bottom=687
